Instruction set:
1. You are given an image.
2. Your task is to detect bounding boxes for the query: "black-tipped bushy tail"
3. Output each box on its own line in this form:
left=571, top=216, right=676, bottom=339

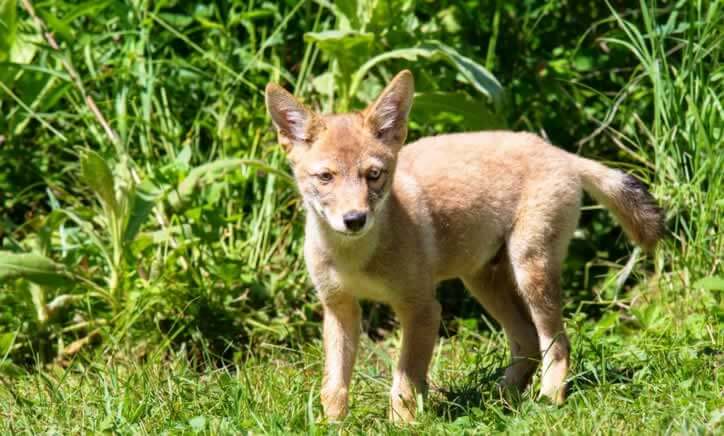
left=577, top=156, right=665, bottom=251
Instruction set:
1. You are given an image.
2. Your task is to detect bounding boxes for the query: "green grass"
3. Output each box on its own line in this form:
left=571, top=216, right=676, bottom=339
left=1, top=306, right=720, bottom=434
left=0, top=0, right=722, bottom=433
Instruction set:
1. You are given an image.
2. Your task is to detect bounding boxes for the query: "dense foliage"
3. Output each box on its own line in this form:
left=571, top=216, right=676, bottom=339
left=0, top=0, right=721, bottom=432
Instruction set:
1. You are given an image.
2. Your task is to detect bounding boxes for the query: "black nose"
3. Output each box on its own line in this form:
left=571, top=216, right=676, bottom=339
left=343, top=211, right=367, bottom=232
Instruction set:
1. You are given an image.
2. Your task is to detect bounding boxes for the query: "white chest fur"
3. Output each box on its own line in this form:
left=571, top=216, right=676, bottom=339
left=329, top=268, right=395, bottom=303
left=306, top=251, right=398, bottom=303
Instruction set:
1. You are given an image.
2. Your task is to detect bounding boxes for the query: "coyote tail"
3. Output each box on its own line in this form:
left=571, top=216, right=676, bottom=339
left=575, top=156, right=665, bottom=251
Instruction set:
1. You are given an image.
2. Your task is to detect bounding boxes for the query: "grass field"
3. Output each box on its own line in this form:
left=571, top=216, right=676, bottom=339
left=1, top=0, right=722, bottom=433
left=1, top=315, right=721, bottom=433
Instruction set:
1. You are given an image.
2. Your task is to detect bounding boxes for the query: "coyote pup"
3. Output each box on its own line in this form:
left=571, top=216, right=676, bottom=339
left=265, top=70, right=663, bottom=422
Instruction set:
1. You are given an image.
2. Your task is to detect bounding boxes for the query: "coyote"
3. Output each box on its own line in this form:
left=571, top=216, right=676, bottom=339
left=265, top=70, right=663, bottom=422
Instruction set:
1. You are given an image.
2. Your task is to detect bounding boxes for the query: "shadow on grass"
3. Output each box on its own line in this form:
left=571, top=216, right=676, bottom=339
left=426, top=351, right=644, bottom=423
left=427, top=360, right=506, bottom=421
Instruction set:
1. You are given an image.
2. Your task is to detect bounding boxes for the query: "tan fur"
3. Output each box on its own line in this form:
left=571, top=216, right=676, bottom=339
left=265, top=70, right=664, bottom=422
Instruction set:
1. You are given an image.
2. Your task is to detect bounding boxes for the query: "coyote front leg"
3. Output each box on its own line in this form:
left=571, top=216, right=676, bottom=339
left=390, top=299, right=441, bottom=422
left=320, top=294, right=361, bottom=420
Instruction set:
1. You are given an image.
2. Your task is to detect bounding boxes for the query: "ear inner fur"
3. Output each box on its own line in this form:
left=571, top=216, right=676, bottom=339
left=265, top=83, right=323, bottom=150
left=364, top=70, right=415, bottom=147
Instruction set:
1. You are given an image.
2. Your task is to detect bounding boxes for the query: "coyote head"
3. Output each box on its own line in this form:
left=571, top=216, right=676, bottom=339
left=265, top=71, right=414, bottom=237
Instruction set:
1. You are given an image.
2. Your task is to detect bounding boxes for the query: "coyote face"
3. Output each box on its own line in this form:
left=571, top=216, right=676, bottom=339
left=266, top=72, right=413, bottom=238
left=289, top=116, right=397, bottom=237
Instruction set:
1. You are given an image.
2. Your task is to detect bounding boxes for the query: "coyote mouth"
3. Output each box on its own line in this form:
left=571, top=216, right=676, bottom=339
left=332, top=228, right=368, bottom=239
left=334, top=229, right=363, bottom=237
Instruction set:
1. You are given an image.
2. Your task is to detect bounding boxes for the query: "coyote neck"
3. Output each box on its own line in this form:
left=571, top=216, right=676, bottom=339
left=304, top=204, right=388, bottom=270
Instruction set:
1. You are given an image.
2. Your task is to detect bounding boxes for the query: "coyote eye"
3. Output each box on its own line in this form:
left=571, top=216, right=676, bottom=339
left=316, top=172, right=334, bottom=183
left=367, top=168, right=382, bottom=181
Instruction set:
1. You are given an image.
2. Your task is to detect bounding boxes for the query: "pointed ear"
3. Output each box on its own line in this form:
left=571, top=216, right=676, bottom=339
left=265, top=83, right=322, bottom=151
left=363, top=70, right=415, bottom=146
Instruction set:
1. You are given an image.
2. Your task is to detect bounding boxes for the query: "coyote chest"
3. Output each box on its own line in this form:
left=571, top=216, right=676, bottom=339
left=307, top=248, right=398, bottom=303
left=326, top=265, right=396, bottom=303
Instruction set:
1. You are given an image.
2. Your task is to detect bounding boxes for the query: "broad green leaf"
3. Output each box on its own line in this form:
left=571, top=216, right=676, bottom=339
left=304, top=30, right=374, bottom=79
left=0, top=0, right=16, bottom=63
left=413, top=92, right=506, bottom=130
left=693, top=276, right=724, bottom=291
left=123, top=184, right=158, bottom=244
left=311, top=72, right=335, bottom=97
left=0, top=359, right=23, bottom=377
left=349, top=41, right=505, bottom=111
left=79, top=150, right=119, bottom=216
left=430, top=41, right=504, bottom=110
left=9, top=35, right=38, bottom=64
left=0, top=331, right=14, bottom=355
left=303, top=30, right=373, bottom=57
left=158, top=12, right=193, bottom=28
left=0, top=251, right=76, bottom=288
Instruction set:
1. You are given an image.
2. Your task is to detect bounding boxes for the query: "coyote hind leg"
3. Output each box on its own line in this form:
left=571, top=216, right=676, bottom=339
left=507, top=194, right=579, bottom=405
left=464, top=253, right=540, bottom=391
